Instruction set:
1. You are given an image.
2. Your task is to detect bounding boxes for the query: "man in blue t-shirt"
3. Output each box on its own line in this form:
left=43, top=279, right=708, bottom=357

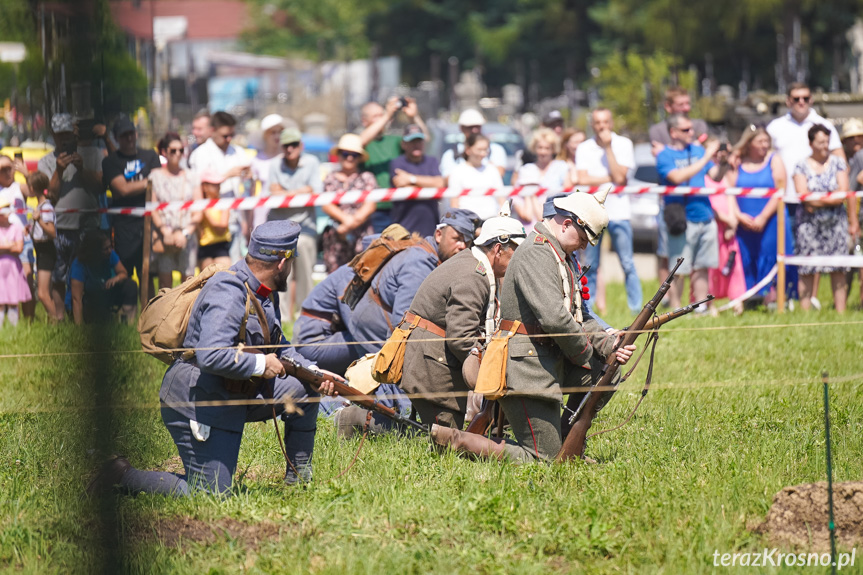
left=656, top=113, right=721, bottom=310
left=388, top=124, right=445, bottom=236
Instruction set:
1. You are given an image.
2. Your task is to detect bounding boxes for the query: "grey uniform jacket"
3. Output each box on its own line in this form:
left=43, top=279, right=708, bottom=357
left=499, top=221, right=615, bottom=403
left=401, top=249, right=491, bottom=412
left=159, top=259, right=313, bottom=432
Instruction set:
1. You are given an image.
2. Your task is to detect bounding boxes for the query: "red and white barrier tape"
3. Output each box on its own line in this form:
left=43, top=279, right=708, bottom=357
left=7, top=185, right=863, bottom=217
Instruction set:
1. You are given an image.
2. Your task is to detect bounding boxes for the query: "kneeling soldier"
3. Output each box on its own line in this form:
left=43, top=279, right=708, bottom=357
left=89, top=221, right=336, bottom=496
left=431, top=188, right=636, bottom=462
left=401, top=208, right=526, bottom=429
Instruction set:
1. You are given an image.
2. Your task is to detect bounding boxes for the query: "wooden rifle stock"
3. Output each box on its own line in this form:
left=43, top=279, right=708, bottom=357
left=465, top=400, right=495, bottom=435
left=556, top=258, right=687, bottom=462
left=280, top=357, right=429, bottom=434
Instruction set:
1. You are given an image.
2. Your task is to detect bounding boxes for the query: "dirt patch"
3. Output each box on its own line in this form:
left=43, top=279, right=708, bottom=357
left=154, top=456, right=184, bottom=475
left=130, top=516, right=283, bottom=549
left=154, top=456, right=273, bottom=483
left=753, top=481, right=863, bottom=551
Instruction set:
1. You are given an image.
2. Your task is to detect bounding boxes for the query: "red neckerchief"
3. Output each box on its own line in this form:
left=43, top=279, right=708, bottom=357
left=255, top=284, right=272, bottom=298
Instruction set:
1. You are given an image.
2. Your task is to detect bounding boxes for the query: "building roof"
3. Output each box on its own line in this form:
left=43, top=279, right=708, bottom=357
left=109, top=0, right=250, bottom=41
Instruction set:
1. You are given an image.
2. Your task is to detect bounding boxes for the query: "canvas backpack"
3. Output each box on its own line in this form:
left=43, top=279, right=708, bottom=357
left=138, top=263, right=257, bottom=364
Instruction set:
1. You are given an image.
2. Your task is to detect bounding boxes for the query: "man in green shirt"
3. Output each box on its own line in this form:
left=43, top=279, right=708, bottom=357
left=359, top=97, right=429, bottom=189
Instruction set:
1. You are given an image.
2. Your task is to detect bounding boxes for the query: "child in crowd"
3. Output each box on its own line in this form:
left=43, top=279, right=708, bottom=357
left=197, top=173, right=232, bottom=269
left=709, top=193, right=746, bottom=315
left=67, top=229, right=137, bottom=324
left=28, top=171, right=60, bottom=321
left=0, top=197, right=32, bottom=326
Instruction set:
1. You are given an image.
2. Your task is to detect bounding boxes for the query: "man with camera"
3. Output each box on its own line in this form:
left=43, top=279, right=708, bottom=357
left=656, top=113, right=723, bottom=311
left=359, top=96, right=429, bottom=190
left=37, top=114, right=106, bottom=320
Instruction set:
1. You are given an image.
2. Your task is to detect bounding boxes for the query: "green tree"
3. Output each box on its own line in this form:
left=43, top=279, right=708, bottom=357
left=593, top=49, right=696, bottom=133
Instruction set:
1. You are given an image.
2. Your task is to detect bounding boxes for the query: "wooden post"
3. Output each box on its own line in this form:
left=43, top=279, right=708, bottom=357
left=777, top=198, right=786, bottom=314
left=140, top=180, right=153, bottom=307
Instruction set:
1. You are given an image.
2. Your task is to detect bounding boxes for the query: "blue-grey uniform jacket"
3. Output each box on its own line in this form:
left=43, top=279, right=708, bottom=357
left=349, top=236, right=439, bottom=355
left=294, top=264, right=355, bottom=345
left=159, top=259, right=313, bottom=432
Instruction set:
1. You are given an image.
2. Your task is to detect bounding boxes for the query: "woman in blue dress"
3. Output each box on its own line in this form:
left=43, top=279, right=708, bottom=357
left=729, top=125, right=797, bottom=301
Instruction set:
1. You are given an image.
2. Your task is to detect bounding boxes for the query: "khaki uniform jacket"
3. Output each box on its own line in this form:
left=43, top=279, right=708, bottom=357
left=401, top=249, right=491, bottom=412
left=500, top=221, right=615, bottom=403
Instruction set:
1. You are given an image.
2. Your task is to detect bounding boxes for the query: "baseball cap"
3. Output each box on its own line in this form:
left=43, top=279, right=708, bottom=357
left=458, top=109, right=486, bottom=127
left=402, top=124, right=425, bottom=142
left=50, top=113, right=76, bottom=134
left=112, top=117, right=136, bottom=138
left=279, top=128, right=302, bottom=146
left=200, top=171, right=226, bottom=185
left=261, top=113, right=284, bottom=133
left=543, top=110, right=564, bottom=125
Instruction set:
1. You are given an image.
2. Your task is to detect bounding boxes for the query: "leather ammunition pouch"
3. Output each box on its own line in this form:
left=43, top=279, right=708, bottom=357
left=474, top=320, right=522, bottom=400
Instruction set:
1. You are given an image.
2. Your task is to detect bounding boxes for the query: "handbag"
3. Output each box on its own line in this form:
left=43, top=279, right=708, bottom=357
left=663, top=202, right=687, bottom=236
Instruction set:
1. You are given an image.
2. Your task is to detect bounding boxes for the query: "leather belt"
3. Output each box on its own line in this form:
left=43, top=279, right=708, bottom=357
left=301, top=308, right=333, bottom=322
left=499, top=319, right=553, bottom=345
left=404, top=311, right=446, bottom=338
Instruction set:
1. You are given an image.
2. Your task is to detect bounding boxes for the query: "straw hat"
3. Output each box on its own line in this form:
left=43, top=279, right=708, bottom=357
left=330, top=134, right=369, bottom=163
left=841, top=118, right=863, bottom=141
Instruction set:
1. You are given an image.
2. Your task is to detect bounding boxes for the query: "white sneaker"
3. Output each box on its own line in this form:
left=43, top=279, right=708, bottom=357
left=810, top=296, right=822, bottom=310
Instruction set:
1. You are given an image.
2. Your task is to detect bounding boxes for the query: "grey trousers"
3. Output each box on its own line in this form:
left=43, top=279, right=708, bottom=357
left=120, top=377, right=319, bottom=496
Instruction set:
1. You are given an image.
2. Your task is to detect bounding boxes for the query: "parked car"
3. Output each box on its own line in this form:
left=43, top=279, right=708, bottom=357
left=628, top=142, right=660, bottom=253
left=426, top=120, right=525, bottom=184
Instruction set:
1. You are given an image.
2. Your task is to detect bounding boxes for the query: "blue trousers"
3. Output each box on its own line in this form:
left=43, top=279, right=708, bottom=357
left=120, top=376, right=319, bottom=496
left=583, top=220, right=643, bottom=314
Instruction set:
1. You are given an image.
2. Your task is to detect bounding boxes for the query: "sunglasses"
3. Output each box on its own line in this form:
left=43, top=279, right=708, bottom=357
left=167, top=148, right=184, bottom=155
left=791, top=96, right=811, bottom=103
left=283, top=142, right=300, bottom=149
left=676, top=127, right=693, bottom=133
left=340, top=151, right=360, bottom=159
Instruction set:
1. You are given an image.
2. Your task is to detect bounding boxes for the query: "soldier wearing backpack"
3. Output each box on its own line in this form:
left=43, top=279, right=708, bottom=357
left=88, top=221, right=336, bottom=496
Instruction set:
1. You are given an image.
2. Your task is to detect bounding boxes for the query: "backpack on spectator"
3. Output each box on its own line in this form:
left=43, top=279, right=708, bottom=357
left=138, top=263, right=256, bottom=364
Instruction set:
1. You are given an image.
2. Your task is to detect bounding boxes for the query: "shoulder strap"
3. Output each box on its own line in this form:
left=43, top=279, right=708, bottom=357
left=243, top=283, right=272, bottom=346
left=470, top=246, right=498, bottom=342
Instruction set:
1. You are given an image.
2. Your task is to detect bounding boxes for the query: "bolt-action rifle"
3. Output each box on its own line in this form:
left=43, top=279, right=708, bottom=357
left=280, top=356, right=429, bottom=434
left=556, top=257, right=712, bottom=461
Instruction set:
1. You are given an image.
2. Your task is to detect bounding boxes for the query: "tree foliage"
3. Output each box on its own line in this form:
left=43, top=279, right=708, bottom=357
left=594, top=50, right=697, bottom=133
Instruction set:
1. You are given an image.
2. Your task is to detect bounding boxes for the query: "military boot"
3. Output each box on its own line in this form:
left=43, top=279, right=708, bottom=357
left=430, top=424, right=507, bottom=461
left=333, top=406, right=393, bottom=439
left=85, top=455, right=131, bottom=497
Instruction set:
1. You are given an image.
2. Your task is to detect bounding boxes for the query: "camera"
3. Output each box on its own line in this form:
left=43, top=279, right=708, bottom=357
left=718, top=143, right=728, bottom=153
left=397, top=97, right=408, bottom=109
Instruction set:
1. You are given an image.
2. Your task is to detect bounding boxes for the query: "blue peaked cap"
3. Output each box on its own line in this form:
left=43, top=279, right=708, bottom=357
left=249, top=220, right=301, bottom=262
left=439, top=208, right=481, bottom=240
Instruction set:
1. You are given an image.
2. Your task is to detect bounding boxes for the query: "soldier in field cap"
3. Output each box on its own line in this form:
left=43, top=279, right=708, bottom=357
left=430, top=186, right=638, bottom=462
left=88, top=220, right=338, bottom=497
left=400, top=204, right=526, bottom=429
left=335, top=208, right=481, bottom=437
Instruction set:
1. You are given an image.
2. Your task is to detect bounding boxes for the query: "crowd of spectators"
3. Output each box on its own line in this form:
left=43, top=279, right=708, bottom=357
left=0, top=82, right=861, bottom=328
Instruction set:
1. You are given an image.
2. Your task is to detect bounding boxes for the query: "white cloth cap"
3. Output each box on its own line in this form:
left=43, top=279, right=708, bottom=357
left=458, top=108, right=486, bottom=127
left=475, top=203, right=527, bottom=246
left=260, top=114, right=284, bottom=133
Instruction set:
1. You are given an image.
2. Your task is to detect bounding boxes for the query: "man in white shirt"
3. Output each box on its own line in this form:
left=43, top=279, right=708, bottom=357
left=188, top=111, right=253, bottom=261
left=439, top=108, right=507, bottom=181
left=575, top=107, right=641, bottom=315
left=767, top=82, right=844, bottom=203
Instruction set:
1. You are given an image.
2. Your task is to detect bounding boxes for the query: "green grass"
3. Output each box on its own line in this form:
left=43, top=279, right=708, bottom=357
left=1, top=278, right=862, bottom=574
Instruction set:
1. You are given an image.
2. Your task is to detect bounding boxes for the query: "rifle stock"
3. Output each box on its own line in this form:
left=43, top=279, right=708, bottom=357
left=556, top=258, right=687, bottom=462
left=280, top=357, right=429, bottom=434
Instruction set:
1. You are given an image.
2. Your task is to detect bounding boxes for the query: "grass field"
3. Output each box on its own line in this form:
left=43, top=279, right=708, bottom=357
left=1, top=278, right=862, bottom=574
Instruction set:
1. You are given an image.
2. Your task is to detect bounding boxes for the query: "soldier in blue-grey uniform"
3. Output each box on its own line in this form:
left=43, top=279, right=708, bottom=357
left=88, top=221, right=337, bottom=496
left=293, top=235, right=379, bottom=376
left=335, top=209, right=480, bottom=437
